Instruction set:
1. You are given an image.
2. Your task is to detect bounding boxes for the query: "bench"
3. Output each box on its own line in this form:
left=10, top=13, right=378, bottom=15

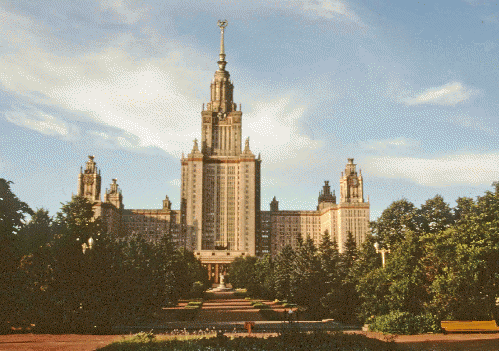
left=441, top=320, right=499, bottom=333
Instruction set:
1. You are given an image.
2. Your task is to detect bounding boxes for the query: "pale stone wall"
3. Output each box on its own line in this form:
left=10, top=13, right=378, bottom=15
left=266, top=159, right=370, bottom=256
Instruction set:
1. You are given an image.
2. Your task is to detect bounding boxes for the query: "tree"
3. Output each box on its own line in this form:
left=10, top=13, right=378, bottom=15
left=255, top=254, right=274, bottom=299
left=353, top=234, right=389, bottom=322
left=0, top=179, right=33, bottom=331
left=274, top=245, right=295, bottom=301
left=425, top=185, right=499, bottom=321
left=290, top=237, right=323, bottom=318
left=418, top=195, right=453, bottom=235
left=318, top=231, right=341, bottom=291
left=174, top=247, right=209, bottom=298
left=342, top=231, right=358, bottom=269
left=17, top=208, right=53, bottom=255
left=0, top=179, right=33, bottom=240
left=384, top=230, right=428, bottom=315
left=45, top=196, right=103, bottom=330
left=229, top=256, right=258, bottom=295
left=318, top=231, right=344, bottom=318
left=453, top=196, right=474, bottom=224
left=371, top=199, right=417, bottom=247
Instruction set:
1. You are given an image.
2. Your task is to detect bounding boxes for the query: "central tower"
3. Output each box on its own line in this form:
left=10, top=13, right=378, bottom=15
left=181, top=21, right=261, bottom=279
left=201, top=20, right=242, bottom=156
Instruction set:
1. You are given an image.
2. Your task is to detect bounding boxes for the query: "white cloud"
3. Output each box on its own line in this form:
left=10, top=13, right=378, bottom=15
left=364, top=153, right=499, bottom=186
left=88, top=130, right=144, bottom=150
left=450, top=114, right=494, bottom=134
left=5, top=107, right=80, bottom=140
left=463, top=0, right=488, bottom=6
left=0, top=21, right=211, bottom=157
left=403, top=82, right=473, bottom=106
left=244, top=96, right=324, bottom=166
left=474, top=40, right=497, bottom=52
left=298, top=0, right=362, bottom=24
left=360, top=137, right=421, bottom=153
left=99, top=0, right=148, bottom=24
left=0, top=8, right=323, bottom=165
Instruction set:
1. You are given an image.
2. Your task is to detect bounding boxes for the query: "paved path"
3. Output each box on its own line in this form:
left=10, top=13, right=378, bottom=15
left=195, top=290, right=264, bottom=322
left=0, top=334, right=122, bottom=351
left=351, top=331, right=499, bottom=351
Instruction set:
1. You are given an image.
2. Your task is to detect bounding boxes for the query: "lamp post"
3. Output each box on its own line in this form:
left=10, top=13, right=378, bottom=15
left=82, top=237, right=94, bottom=254
left=374, top=242, right=390, bottom=268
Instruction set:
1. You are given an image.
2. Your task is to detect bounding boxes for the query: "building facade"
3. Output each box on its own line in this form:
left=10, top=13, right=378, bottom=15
left=180, top=21, right=261, bottom=279
left=74, top=21, right=370, bottom=283
left=263, top=159, right=370, bottom=255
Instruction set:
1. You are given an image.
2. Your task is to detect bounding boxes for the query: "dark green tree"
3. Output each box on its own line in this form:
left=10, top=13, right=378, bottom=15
left=290, top=236, right=323, bottom=318
left=342, top=231, right=358, bottom=269
left=0, top=179, right=33, bottom=331
left=0, top=179, right=33, bottom=239
left=46, top=196, right=103, bottom=330
left=384, top=230, right=428, bottom=315
left=425, top=184, right=499, bottom=321
left=17, top=208, right=53, bottom=255
left=370, top=199, right=417, bottom=247
left=228, top=256, right=259, bottom=295
left=318, top=231, right=344, bottom=318
left=255, top=254, right=274, bottom=299
left=273, top=245, right=295, bottom=301
left=418, top=195, right=453, bottom=235
left=353, top=234, right=389, bottom=322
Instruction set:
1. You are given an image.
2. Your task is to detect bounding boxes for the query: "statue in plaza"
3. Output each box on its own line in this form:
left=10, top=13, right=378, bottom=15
left=219, top=273, right=226, bottom=288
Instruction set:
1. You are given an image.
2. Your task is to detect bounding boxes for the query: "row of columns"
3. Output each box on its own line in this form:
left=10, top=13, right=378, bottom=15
left=205, top=263, right=230, bottom=284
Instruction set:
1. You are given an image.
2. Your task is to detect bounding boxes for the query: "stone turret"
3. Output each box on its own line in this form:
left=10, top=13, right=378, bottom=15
left=163, top=195, right=172, bottom=210
left=77, top=155, right=101, bottom=202
left=104, top=178, right=123, bottom=209
left=340, top=158, right=364, bottom=203
left=270, top=196, right=279, bottom=212
left=317, top=181, right=336, bottom=210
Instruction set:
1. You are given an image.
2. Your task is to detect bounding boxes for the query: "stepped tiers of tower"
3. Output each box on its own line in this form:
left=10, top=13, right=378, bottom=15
left=73, top=21, right=370, bottom=283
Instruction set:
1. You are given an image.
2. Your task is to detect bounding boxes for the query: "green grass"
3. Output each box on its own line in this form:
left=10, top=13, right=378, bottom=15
left=175, top=299, right=204, bottom=320
left=252, top=303, right=269, bottom=310
left=233, top=289, right=248, bottom=298
left=97, top=331, right=402, bottom=350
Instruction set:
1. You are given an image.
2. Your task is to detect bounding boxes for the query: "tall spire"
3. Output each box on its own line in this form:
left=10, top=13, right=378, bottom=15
left=217, top=20, right=228, bottom=71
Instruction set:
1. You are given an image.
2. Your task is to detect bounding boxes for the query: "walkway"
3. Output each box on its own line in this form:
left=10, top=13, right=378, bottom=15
left=195, top=290, right=264, bottom=322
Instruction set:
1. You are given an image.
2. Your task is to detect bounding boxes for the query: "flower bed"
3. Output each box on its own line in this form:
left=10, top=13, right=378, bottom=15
left=98, top=331, right=398, bottom=350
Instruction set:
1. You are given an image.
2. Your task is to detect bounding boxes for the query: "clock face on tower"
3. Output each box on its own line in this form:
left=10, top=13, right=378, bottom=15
left=349, top=178, right=359, bottom=187
left=84, top=175, right=94, bottom=185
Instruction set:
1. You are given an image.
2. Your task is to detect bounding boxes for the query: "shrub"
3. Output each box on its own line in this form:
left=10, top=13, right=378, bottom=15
left=128, top=331, right=155, bottom=343
left=98, top=331, right=397, bottom=350
left=190, top=281, right=205, bottom=298
left=369, top=311, right=442, bottom=335
left=252, top=302, right=266, bottom=309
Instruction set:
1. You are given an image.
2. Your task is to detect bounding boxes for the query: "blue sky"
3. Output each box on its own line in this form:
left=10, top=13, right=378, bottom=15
left=1, top=0, right=499, bottom=220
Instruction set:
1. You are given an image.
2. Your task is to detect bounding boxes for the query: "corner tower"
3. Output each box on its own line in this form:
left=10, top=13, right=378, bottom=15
left=340, top=158, right=364, bottom=203
left=181, top=20, right=261, bottom=281
left=77, top=156, right=101, bottom=202
left=337, top=158, right=369, bottom=251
